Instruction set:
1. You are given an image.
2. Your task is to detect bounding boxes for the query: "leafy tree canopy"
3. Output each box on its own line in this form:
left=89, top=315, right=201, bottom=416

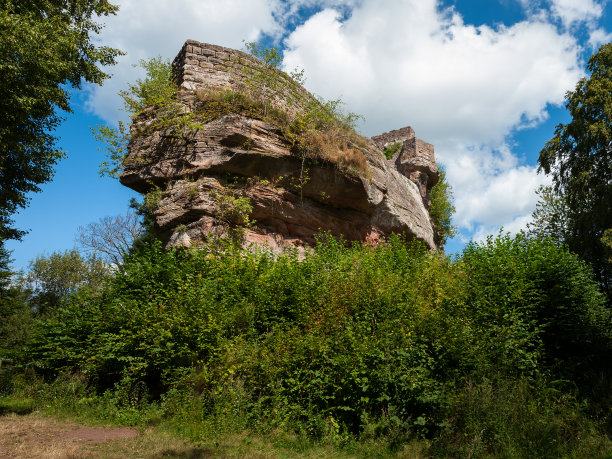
left=0, top=0, right=122, bottom=240
left=96, top=57, right=174, bottom=179
left=429, top=167, right=457, bottom=248
left=24, top=249, right=110, bottom=316
left=526, top=185, right=571, bottom=243
left=538, top=43, right=612, bottom=297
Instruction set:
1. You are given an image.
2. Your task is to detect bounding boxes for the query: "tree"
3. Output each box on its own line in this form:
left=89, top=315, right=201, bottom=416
left=0, top=242, right=31, bottom=358
left=0, top=241, right=12, bottom=292
left=242, top=41, right=284, bottom=116
left=95, top=56, right=181, bottom=179
left=538, top=43, right=612, bottom=298
left=526, top=185, right=571, bottom=243
left=0, top=0, right=122, bottom=241
left=76, top=211, right=142, bottom=267
left=25, top=250, right=110, bottom=316
left=429, top=167, right=457, bottom=248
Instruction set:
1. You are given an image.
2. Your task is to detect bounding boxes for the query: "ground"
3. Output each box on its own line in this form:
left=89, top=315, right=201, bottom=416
left=0, top=410, right=426, bottom=458
left=0, top=413, right=210, bottom=458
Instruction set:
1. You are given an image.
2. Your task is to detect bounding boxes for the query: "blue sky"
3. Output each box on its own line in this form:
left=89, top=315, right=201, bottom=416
left=6, top=0, right=612, bottom=270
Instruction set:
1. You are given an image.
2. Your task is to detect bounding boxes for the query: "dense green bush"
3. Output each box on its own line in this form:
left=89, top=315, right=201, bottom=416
left=430, top=377, right=612, bottom=458
left=18, top=233, right=612, bottom=453
left=461, top=233, right=610, bottom=379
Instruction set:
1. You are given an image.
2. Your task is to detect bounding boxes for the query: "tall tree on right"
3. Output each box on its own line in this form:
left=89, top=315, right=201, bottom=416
left=538, top=43, right=611, bottom=299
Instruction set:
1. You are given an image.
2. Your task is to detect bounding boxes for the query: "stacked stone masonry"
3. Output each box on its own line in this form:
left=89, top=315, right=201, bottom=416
left=371, top=127, right=438, bottom=207
left=172, top=40, right=316, bottom=115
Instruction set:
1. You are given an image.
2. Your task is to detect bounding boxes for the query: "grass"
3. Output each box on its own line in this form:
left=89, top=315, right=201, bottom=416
left=383, top=142, right=402, bottom=160
left=302, top=128, right=370, bottom=177
left=0, top=396, right=34, bottom=415
left=0, top=412, right=190, bottom=459
left=0, top=407, right=430, bottom=458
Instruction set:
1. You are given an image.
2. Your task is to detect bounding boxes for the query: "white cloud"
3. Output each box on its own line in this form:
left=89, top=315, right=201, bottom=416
left=440, top=142, right=550, bottom=230
left=281, top=0, right=582, bottom=238
left=471, top=213, right=534, bottom=243
left=87, top=0, right=280, bottom=123
left=515, top=0, right=605, bottom=27
left=273, top=0, right=362, bottom=27
left=588, top=27, right=612, bottom=49
left=282, top=1, right=581, bottom=143
left=549, top=0, right=603, bottom=27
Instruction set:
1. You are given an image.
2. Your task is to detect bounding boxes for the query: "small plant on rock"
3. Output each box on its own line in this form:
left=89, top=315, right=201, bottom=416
left=210, top=188, right=254, bottom=244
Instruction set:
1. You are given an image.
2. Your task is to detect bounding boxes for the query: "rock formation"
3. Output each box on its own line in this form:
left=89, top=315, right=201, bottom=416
left=120, top=40, right=440, bottom=252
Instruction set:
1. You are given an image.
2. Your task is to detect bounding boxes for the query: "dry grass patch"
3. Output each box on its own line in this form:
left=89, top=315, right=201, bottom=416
left=0, top=413, right=141, bottom=458
left=305, top=129, right=369, bottom=177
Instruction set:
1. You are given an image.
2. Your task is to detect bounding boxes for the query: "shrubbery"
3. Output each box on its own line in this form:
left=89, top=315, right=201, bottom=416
left=11, top=233, right=611, bottom=455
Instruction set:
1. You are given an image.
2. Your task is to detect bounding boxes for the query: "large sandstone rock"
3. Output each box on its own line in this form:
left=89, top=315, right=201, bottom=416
left=120, top=40, right=440, bottom=251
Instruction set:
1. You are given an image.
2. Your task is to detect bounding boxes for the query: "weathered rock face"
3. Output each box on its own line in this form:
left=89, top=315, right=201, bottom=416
left=120, top=40, right=440, bottom=251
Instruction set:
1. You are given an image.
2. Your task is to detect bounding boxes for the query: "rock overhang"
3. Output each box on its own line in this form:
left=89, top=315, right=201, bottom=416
left=120, top=40, right=440, bottom=251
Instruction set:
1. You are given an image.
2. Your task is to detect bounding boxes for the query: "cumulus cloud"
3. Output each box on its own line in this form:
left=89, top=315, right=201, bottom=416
left=281, top=0, right=582, bottom=237
left=516, top=0, right=607, bottom=46
left=87, top=0, right=280, bottom=123
left=588, top=27, right=612, bottom=49
left=282, top=1, right=581, bottom=142
left=442, top=143, right=550, bottom=232
left=549, top=0, right=603, bottom=27
left=273, top=0, right=362, bottom=27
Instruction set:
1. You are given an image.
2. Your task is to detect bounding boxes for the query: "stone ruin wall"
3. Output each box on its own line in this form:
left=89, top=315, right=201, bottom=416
left=371, top=126, right=416, bottom=150
left=171, top=40, right=438, bottom=208
left=371, top=127, right=438, bottom=208
left=172, top=40, right=316, bottom=115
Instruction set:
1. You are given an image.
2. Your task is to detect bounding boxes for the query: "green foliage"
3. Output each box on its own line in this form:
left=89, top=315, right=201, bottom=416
left=461, top=232, right=610, bottom=380
left=210, top=189, right=254, bottom=243
left=95, top=57, right=201, bottom=179
left=0, top=241, right=12, bottom=291
left=0, top=0, right=122, bottom=240
left=431, top=378, right=612, bottom=458
left=126, top=193, right=162, bottom=256
left=93, top=122, right=130, bottom=179
left=538, top=43, right=612, bottom=298
left=16, top=233, right=611, bottom=454
left=241, top=41, right=284, bottom=117
left=428, top=168, right=457, bottom=248
left=24, top=249, right=110, bottom=316
left=603, top=228, right=612, bottom=265
left=243, top=41, right=283, bottom=69
left=0, top=242, right=31, bottom=359
left=194, top=89, right=291, bottom=126
left=240, top=40, right=367, bottom=175
left=383, top=142, right=402, bottom=160
left=0, top=396, right=34, bottom=415
left=119, top=57, right=176, bottom=115
left=296, top=97, right=364, bottom=134
left=0, top=288, right=31, bottom=360
left=285, top=98, right=368, bottom=176
left=526, top=185, right=571, bottom=244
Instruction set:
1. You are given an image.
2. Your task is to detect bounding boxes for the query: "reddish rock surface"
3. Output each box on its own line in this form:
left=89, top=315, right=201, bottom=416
left=120, top=41, right=440, bottom=251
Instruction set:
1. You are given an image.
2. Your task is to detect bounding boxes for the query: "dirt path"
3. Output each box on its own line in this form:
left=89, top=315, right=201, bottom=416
left=0, top=413, right=139, bottom=458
